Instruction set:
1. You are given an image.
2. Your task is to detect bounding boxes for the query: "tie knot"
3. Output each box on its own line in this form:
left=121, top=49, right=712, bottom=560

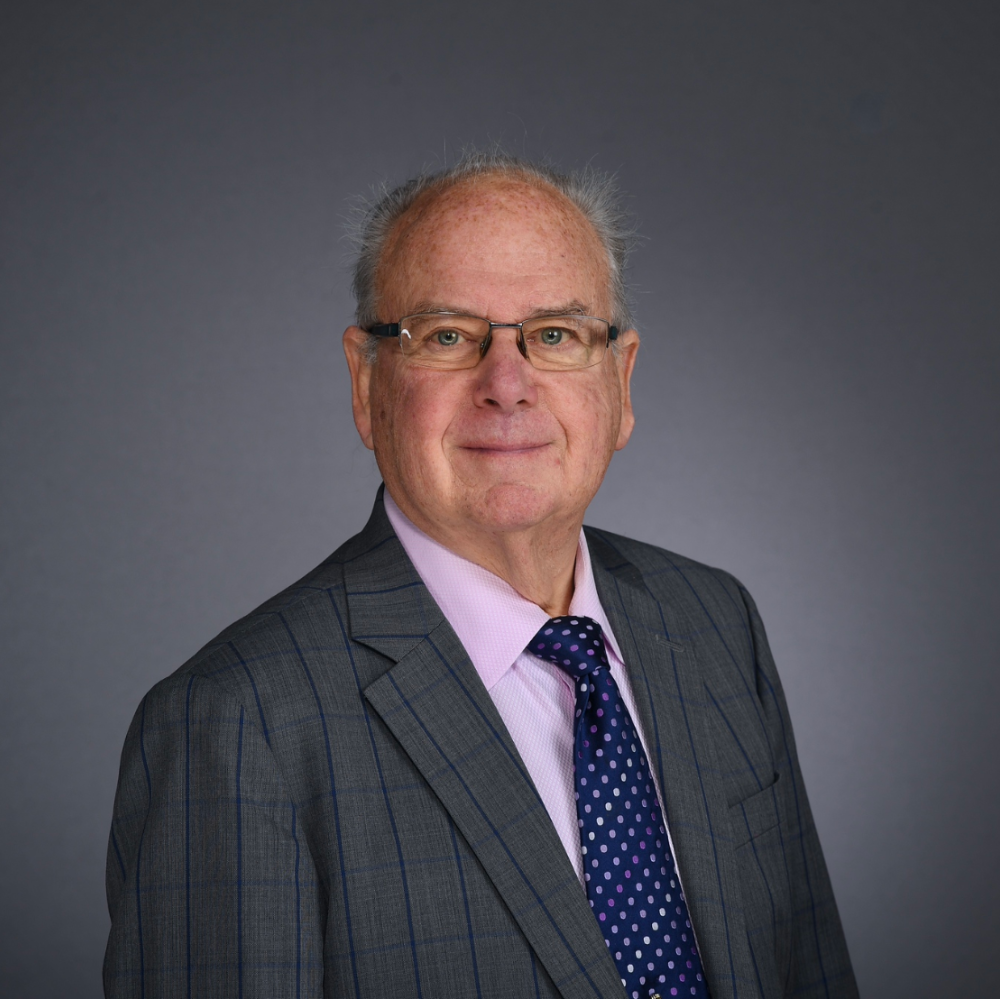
left=528, top=616, right=608, bottom=681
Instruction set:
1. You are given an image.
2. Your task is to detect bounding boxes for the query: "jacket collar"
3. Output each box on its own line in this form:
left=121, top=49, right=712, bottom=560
left=343, top=491, right=625, bottom=998
left=585, top=526, right=753, bottom=997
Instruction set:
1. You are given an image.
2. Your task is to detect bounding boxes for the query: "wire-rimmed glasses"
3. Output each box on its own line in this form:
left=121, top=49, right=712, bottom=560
left=369, top=313, right=619, bottom=371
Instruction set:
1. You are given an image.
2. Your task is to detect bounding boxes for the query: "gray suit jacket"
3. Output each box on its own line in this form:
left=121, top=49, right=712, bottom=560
left=105, top=491, right=857, bottom=998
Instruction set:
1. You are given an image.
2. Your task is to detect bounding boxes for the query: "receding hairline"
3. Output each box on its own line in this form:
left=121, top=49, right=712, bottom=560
left=372, top=169, right=612, bottom=321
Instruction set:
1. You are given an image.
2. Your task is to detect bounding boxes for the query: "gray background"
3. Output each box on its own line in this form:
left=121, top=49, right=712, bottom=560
left=1, top=1, right=997, bottom=997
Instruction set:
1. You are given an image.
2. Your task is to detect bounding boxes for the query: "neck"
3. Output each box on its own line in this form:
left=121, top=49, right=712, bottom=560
left=389, top=495, right=581, bottom=617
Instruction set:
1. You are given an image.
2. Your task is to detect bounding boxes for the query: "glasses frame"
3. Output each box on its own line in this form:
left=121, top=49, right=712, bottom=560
left=368, top=312, right=620, bottom=370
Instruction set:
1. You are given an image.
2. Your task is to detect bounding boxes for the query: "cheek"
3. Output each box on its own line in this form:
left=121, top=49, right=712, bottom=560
left=372, top=367, right=462, bottom=464
left=563, top=375, right=621, bottom=455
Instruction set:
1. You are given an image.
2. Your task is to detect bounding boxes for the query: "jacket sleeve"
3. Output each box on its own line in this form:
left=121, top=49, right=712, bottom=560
left=739, top=584, right=858, bottom=999
left=104, top=671, right=324, bottom=998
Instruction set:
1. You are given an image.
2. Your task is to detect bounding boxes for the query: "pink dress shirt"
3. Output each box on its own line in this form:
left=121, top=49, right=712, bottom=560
left=384, top=491, right=670, bottom=885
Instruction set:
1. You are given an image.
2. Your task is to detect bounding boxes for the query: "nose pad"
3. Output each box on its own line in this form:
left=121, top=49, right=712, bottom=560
left=479, top=325, right=530, bottom=364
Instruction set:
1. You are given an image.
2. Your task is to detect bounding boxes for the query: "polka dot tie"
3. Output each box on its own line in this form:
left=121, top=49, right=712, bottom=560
left=528, top=616, right=706, bottom=999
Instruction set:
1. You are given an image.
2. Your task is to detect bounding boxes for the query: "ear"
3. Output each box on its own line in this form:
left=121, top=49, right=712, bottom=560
left=343, top=326, right=376, bottom=450
left=613, top=329, right=640, bottom=451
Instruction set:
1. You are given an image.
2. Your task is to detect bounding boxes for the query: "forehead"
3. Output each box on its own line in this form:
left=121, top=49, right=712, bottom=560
left=376, top=176, right=610, bottom=319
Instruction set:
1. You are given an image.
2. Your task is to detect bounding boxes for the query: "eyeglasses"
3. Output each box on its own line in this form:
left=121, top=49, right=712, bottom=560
left=369, top=313, right=619, bottom=371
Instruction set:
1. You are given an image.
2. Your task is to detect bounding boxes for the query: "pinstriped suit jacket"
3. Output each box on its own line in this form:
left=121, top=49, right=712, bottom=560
left=104, top=491, right=857, bottom=998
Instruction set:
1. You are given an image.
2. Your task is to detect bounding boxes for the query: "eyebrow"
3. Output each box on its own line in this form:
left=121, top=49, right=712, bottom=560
left=404, top=300, right=593, bottom=319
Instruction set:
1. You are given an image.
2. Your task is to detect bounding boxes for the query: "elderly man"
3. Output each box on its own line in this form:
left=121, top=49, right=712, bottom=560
left=105, top=153, right=857, bottom=998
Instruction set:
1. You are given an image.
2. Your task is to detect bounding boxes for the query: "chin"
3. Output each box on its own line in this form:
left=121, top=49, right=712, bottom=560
left=466, top=482, right=564, bottom=532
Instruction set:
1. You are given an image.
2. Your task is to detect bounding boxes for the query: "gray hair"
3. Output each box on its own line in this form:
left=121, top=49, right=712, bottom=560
left=348, top=149, right=637, bottom=360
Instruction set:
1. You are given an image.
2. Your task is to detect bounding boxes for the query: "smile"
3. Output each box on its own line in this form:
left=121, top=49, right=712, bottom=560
left=460, top=443, right=551, bottom=455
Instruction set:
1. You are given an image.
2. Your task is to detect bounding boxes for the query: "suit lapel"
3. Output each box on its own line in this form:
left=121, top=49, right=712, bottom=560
left=587, top=529, right=755, bottom=998
left=344, top=497, right=624, bottom=999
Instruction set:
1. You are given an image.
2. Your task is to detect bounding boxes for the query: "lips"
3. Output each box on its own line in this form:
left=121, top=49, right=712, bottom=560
left=459, top=441, right=550, bottom=453
left=453, top=418, right=559, bottom=455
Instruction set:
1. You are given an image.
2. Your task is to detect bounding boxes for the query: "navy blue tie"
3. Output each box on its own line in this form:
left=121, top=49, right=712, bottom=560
left=528, top=616, right=706, bottom=999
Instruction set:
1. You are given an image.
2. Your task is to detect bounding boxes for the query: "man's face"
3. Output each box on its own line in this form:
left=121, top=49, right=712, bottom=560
left=345, top=177, right=639, bottom=541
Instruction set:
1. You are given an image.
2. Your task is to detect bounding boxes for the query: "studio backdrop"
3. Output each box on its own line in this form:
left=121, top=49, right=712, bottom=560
left=1, top=2, right=998, bottom=997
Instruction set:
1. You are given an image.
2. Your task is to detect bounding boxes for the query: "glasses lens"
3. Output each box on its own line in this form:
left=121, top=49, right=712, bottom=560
left=399, top=314, right=490, bottom=369
left=521, top=316, right=608, bottom=370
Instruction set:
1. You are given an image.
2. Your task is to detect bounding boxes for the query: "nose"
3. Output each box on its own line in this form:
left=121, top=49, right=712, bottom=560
left=472, top=327, right=538, bottom=412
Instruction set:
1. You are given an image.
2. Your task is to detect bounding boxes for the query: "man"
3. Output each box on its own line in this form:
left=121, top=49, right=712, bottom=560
left=105, top=152, right=857, bottom=998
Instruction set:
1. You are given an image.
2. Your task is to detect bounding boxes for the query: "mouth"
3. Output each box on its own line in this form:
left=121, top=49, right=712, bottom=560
left=459, top=442, right=551, bottom=456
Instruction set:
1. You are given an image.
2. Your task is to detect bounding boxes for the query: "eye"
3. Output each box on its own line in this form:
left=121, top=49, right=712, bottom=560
left=434, top=328, right=462, bottom=346
left=538, top=326, right=566, bottom=346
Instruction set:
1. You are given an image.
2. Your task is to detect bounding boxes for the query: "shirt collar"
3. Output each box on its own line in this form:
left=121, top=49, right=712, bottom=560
left=384, top=490, right=622, bottom=690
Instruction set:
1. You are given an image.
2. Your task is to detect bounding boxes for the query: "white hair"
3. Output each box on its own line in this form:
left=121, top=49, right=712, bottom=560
left=347, top=148, right=637, bottom=361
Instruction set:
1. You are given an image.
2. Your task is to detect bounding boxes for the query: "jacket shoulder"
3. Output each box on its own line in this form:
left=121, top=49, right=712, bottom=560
left=147, top=517, right=392, bottom=712
left=584, top=525, right=749, bottom=610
